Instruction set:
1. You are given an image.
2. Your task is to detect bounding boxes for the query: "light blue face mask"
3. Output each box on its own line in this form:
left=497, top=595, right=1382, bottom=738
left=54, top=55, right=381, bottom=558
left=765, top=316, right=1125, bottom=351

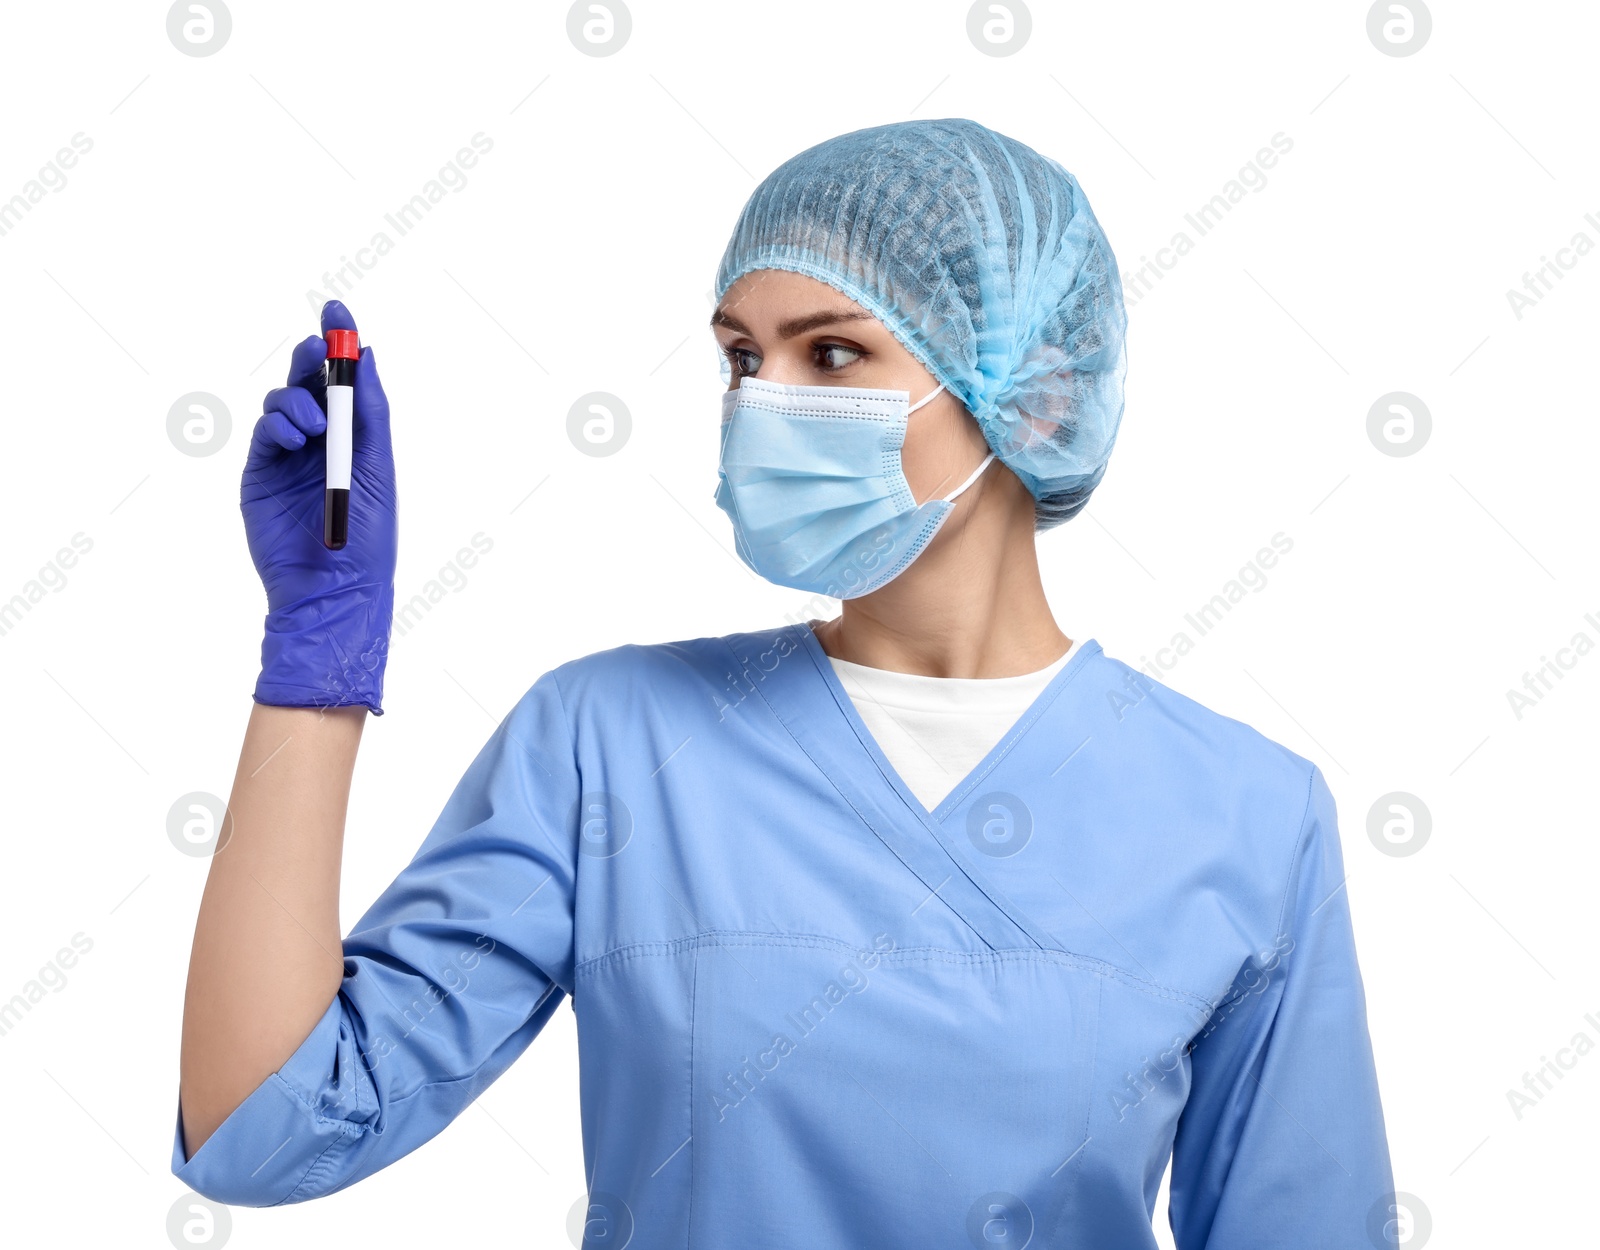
left=713, top=376, right=997, bottom=600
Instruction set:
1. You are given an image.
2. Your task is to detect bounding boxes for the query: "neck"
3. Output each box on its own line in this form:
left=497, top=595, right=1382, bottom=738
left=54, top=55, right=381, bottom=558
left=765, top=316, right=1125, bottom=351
left=813, top=479, right=1070, bottom=678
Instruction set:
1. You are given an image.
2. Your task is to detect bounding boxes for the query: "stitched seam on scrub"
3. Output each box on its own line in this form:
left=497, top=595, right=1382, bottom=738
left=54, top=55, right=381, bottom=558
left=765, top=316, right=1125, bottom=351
left=1044, top=973, right=1102, bottom=1245
left=576, top=930, right=871, bottom=973
left=267, top=1061, right=368, bottom=1129
left=270, top=1085, right=362, bottom=1205
left=284, top=1127, right=365, bottom=1205
left=685, top=936, right=699, bottom=1249
left=1085, top=974, right=1101, bottom=1149
left=575, top=929, right=1214, bottom=1011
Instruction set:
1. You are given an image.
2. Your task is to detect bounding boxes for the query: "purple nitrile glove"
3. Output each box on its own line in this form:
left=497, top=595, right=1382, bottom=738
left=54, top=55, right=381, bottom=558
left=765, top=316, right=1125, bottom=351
left=242, top=300, right=397, bottom=714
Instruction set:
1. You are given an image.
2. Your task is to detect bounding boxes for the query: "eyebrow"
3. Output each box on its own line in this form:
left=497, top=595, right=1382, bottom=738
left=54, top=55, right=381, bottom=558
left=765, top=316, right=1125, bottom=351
left=710, top=307, right=876, bottom=340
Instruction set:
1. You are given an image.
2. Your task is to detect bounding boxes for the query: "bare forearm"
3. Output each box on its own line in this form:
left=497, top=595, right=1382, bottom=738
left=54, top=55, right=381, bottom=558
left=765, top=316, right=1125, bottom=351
left=178, top=702, right=365, bottom=1158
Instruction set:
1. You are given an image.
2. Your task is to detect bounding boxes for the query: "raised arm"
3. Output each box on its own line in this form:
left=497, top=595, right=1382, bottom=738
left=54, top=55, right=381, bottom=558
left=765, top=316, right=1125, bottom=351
left=172, top=303, right=583, bottom=1205
left=177, top=299, right=396, bottom=1164
left=173, top=673, right=582, bottom=1205
left=178, top=703, right=364, bottom=1156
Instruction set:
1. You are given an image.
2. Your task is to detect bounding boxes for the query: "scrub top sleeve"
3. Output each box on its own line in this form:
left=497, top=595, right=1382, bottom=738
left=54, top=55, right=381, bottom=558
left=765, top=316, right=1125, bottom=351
left=171, top=671, right=582, bottom=1206
left=1168, top=764, right=1394, bottom=1248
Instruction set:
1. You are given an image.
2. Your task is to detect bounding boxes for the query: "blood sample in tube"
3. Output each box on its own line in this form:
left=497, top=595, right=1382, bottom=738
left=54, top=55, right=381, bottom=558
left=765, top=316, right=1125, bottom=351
left=323, top=328, right=358, bottom=550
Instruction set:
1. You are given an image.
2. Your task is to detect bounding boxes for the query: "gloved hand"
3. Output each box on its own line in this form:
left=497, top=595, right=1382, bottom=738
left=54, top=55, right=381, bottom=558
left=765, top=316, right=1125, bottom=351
left=242, top=300, right=397, bottom=714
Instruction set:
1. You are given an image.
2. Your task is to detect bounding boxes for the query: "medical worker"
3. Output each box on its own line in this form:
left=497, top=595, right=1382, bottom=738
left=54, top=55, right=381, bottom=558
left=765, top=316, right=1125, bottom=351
left=174, top=119, right=1394, bottom=1247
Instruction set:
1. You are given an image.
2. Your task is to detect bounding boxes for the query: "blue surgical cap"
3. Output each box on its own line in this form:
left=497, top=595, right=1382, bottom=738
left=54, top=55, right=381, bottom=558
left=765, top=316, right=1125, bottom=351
left=715, top=118, right=1128, bottom=530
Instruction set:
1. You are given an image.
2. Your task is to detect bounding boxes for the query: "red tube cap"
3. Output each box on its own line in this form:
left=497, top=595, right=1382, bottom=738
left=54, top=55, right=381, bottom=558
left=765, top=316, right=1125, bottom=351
left=326, top=329, right=360, bottom=360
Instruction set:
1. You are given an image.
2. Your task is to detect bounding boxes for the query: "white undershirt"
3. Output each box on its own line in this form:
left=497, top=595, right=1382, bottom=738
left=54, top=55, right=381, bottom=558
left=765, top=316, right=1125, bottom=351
left=826, top=637, right=1081, bottom=813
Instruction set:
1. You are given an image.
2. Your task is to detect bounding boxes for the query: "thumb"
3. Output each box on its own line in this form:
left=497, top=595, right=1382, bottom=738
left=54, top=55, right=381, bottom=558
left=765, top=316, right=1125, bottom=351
left=352, top=345, right=393, bottom=467
left=354, top=345, right=390, bottom=429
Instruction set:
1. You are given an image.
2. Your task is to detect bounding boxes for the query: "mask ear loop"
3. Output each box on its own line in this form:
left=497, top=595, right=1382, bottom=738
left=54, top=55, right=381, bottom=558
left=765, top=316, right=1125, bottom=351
left=941, top=450, right=997, bottom=503
left=905, top=382, right=997, bottom=504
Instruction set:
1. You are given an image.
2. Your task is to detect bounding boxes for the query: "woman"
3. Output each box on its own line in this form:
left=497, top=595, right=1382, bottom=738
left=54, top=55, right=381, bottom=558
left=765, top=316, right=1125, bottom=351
left=174, top=119, right=1392, bottom=1247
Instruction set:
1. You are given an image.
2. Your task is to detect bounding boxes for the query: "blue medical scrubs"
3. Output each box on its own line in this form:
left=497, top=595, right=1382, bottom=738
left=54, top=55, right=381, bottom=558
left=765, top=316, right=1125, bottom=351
left=172, top=623, right=1393, bottom=1246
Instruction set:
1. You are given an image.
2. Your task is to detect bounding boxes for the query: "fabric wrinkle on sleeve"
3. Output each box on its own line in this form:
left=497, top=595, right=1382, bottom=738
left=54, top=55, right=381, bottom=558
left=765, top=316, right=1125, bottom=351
left=1167, top=763, right=1394, bottom=1248
left=171, top=670, right=582, bottom=1206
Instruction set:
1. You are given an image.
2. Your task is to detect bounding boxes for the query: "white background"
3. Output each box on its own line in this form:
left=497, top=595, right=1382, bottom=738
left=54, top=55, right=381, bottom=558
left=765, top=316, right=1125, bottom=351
left=0, top=1, right=1594, bottom=1246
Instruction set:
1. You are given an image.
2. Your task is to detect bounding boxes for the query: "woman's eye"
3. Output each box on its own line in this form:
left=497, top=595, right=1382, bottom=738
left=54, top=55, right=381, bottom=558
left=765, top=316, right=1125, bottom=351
left=815, top=343, right=863, bottom=371
left=726, top=347, right=761, bottom=377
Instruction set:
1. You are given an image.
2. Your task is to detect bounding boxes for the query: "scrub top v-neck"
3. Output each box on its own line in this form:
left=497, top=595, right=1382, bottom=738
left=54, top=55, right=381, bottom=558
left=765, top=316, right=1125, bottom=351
left=172, top=621, right=1393, bottom=1249
left=826, top=634, right=1080, bottom=813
